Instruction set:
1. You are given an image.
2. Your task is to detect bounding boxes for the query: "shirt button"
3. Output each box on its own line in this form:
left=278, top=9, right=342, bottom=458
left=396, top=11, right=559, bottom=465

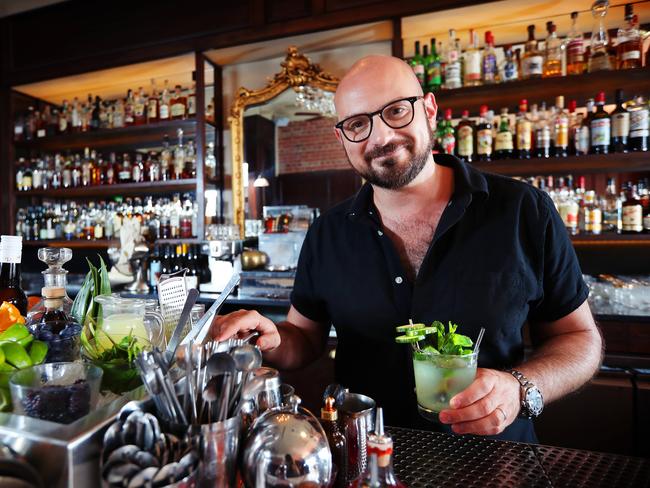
left=377, top=230, right=383, bottom=236
left=368, top=210, right=373, bottom=215
left=395, top=276, right=403, bottom=284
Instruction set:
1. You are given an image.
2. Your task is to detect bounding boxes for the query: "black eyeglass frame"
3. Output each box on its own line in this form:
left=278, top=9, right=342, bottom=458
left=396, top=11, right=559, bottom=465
left=335, top=95, right=424, bottom=143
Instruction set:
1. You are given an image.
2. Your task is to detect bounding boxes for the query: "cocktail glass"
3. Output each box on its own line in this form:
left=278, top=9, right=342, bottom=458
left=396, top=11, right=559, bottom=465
left=413, top=350, right=478, bottom=422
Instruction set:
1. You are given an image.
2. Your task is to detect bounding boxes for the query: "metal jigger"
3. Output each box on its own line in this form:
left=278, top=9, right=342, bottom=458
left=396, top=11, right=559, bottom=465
left=125, top=246, right=151, bottom=293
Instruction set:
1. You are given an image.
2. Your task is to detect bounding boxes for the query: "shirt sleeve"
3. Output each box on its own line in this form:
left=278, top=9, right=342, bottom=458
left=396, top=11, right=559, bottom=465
left=290, top=221, right=330, bottom=323
left=529, top=192, right=590, bottom=323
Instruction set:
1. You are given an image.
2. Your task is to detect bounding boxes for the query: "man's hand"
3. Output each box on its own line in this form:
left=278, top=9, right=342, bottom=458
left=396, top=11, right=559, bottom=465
left=211, top=309, right=281, bottom=351
left=438, top=368, right=521, bottom=436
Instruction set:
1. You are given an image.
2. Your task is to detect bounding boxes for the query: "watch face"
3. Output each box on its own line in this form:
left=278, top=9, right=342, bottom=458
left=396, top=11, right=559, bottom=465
left=525, top=387, right=544, bottom=416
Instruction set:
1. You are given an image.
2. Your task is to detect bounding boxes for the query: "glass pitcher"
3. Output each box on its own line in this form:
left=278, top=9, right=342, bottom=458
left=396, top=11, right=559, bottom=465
left=93, top=295, right=164, bottom=352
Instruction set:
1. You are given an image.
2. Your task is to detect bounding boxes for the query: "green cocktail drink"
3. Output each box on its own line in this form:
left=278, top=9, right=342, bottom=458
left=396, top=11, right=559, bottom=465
left=413, top=350, right=478, bottom=421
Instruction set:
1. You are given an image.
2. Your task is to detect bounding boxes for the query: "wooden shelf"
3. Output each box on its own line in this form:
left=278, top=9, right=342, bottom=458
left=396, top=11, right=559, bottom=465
left=23, top=239, right=119, bottom=248
left=435, top=67, right=650, bottom=115
left=17, top=179, right=199, bottom=198
left=14, top=119, right=199, bottom=152
left=470, top=151, right=650, bottom=177
left=571, top=233, right=650, bottom=248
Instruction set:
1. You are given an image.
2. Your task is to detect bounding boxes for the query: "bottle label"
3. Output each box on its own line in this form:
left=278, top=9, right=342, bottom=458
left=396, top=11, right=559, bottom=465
left=147, top=100, right=158, bottom=119
left=94, top=225, right=104, bottom=239
left=503, top=61, right=518, bottom=81
left=0, top=237, right=22, bottom=263
left=622, top=205, right=643, bottom=229
left=426, top=62, right=442, bottom=87
left=159, top=104, right=170, bottom=119
left=576, top=126, right=590, bottom=154
left=621, top=50, right=641, bottom=61
left=448, top=50, right=459, bottom=63
left=522, top=55, right=543, bottom=76
left=567, top=39, right=585, bottom=62
left=134, top=103, right=145, bottom=117
left=612, top=113, right=630, bottom=137
left=555, top=119, right=569, bottom=148
left=132, top=166, right=142, bottom=183
left=457, top=126, right=473, bottom=156
left=590, top=118, right=610, bottom=146
left=188, top=95, right=196, bottom=115
left=559, top=202, right=579, bottom=229
left=477, top=129, right=493, bottom=155
left=171, top=103, right=186, bottom=118
left=412, top=64, right=425, bottom=86
left=644, top=214, right=650, bottom=231
left=536, top=127, right=551, bottom=148
left=442, top=133, right=455, bottom=154
left=444, top=63, right=461, bottom=88
left=464, top=53, right=481, bottom=81
left=630, top=109, right=649, bottom=138
left=482, top=54, right=498, bottom=81
left=118, top=170, right=131, bottom=181
left=516, top=120, right=532, bottom=150
left=495, top=131, right=513, bottom=151
left=584, top=208, right=602, bottom=233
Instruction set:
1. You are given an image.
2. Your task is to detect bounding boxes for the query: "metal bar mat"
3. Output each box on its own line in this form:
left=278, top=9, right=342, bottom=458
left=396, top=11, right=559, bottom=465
left=388, top=427, right=650, bottom=488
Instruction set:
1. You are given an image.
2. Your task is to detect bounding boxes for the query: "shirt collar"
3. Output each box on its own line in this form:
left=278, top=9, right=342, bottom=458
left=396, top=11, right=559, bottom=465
left=346, top=154, right=489, bottom=220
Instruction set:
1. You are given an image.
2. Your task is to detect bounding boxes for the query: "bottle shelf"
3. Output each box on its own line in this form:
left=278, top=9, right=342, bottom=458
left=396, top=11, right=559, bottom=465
left=13, top=118, right=200, bottom=152
left=470, top=151, right=650, bottom=177
left=434, top=67, right=650, bottom=115
left=17, top=179, right=201, bottom=198
left=22, top=237, right=203, bottom=249
left=570, top=233, right=650, bottom=248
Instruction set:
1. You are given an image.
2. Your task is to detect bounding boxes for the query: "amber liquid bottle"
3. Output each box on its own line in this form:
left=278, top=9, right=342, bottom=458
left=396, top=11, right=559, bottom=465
left=321, top=397, right=348, bottom=488
left=0, top=236, right=28, bottom=316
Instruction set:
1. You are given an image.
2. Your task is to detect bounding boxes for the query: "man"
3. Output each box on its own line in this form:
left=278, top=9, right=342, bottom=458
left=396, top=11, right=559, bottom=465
left=213, top=55, right=602, bottom=442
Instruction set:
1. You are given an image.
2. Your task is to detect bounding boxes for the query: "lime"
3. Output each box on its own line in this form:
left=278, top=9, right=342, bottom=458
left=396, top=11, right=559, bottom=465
left=0, top=342, right=32, bottom=369
left=0, top=347, right=4, bottom=365
left=0, top=324, right=29, bottom=343
left=29, top=340, right=48, bottom=365
left=419, top=327, right=437, bottom=335
left=18, top=334, right=33, bottom=349
left=395, top=334, right=425, bottom=344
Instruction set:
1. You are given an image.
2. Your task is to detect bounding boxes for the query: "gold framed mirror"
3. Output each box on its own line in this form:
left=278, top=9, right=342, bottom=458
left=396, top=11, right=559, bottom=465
left=228, top=46, right=339, bottom=235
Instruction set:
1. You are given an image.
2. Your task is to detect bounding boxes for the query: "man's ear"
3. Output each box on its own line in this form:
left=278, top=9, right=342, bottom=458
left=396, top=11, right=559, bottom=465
left=333, top=127, right=343, bottom=145
left=423, top=92, right=438, bottom=130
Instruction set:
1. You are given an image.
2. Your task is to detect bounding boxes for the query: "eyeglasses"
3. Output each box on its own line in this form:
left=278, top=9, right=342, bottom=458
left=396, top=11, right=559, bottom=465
left=335, top=96, right=424, bottom=143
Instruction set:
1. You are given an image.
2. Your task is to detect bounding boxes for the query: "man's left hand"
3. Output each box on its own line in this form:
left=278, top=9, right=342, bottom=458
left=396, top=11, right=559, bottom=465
left=438, top=368, right=521, bottom=436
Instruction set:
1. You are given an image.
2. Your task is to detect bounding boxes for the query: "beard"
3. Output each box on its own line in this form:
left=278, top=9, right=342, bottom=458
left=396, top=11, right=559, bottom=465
left=344, top=129, right=434, bottom=190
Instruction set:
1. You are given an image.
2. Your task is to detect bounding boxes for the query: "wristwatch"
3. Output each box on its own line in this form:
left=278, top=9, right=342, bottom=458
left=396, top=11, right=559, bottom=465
left=508, top=369, right=544, bottom=419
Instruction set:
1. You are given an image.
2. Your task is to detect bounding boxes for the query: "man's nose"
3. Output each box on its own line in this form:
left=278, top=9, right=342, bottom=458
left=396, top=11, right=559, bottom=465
left=366, top=114, right=397, bottom=148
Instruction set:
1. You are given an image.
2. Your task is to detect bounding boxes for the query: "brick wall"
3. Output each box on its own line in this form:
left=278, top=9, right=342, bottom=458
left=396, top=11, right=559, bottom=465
left=277, top=116, right=350, bottom=174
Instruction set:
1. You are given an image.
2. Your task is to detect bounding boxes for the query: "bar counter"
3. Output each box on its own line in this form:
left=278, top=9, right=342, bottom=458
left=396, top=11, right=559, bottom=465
left=388, top=427, right=650, bottom=488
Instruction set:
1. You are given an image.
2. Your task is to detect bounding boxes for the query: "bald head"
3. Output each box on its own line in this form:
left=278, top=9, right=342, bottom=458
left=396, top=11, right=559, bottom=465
left=335, top=55, right=423, bottom=120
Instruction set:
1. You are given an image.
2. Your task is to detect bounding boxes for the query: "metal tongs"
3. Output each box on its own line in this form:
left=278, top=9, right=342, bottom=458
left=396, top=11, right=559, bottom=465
left=181, top=273, right=241, bottom=346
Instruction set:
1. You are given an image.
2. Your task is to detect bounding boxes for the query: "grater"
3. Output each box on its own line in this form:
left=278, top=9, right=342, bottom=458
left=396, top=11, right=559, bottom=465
left=157, top=269, right=189, bottom=340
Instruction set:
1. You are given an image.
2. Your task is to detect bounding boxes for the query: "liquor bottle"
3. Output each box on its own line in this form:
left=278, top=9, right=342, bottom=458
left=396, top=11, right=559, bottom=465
left=71, top=155, right=82, bottom=187
left=81, top=147, right=92, bottom=186
left=174, top=129, right=186, bottom=179
left=320, top=397, right=348, bottom=488
left=170, top=85, right=187, bottom=120
left=515, top=100, right=532, bottom=159
left=580, top=191, right=602, bottom=235
left=575, top=99, right=594, bottom=156
left=610, top=89, right=629, bottom=153
left=603, top=177, right=622, bottom=232
left=426, top=38, right=442, bottom=92
left=113, top=99, right=125, bottom=128
left=534, top=103, right=551, bottom=158
left=476, top=105, right=492, bottom=161
left=622, top=182, right=643, bottom=233
left=350, top=408, right=406, bottom=488
left=187, top=81, right=196, bottom=117
left=588, top=0, right=613, bottom=72
left=464, top=29, right=482, bottom=87
left=134, top=87, right=147, bottom=125
left=482, top=31, right=498, bottom=84
left=119, top=153, right=133, bottom=183
left=422, top=44, right=429, bottom=82
left=71, top=98, right=82, bottom=132
left=161, top=135, right=173, bottom=181
left=494, top=108, right=513, bottom=160
left=90, top=96, right=101, bottom=130
left=205, top=142, right=217, bottom=180
left=568, top=101, right=581, bottom=155
left=565, top=11, right=586, bottom=75
left=637, top=179, right=650, bottom=233
left=124, top=89, right=135, bottom=126
left=456, top=110, right=474, bottom=163
left=132, top=154, right=145, bottom=183
left=543, top=22, right=563, bottom=77
left=553, top=96, right=569, bottom=157
left=501, top=45, right=518, bottom=82
left=58, top=100, right=70, bottom=134
left=441, top=109, right=455, bottom=155
left=521, top=25, right=543, bottom=79
left=590, top=91, right=611, bottom=154
left=409, top=41, right=426, bottom=88
left=148, top=79, right=159, bottom=123
left=159, top=80, right=171, bottom=121
left=627, top=95, right=649, bottom=152
left=617, top=4, right=642, bottom=69
left=0, top=236, right=28, bottom=316
left=444, top=30, right=462, bottom=89
left=22, top=162, right=33, bottom=191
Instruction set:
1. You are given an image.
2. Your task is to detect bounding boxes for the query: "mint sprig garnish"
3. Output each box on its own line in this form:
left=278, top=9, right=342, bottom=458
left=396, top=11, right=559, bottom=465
left=395, top=319, right=474, bottom=356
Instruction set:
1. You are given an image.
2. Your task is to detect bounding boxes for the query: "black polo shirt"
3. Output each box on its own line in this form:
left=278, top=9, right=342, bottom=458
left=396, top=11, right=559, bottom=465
left=290, top=154, right=589, bottom=443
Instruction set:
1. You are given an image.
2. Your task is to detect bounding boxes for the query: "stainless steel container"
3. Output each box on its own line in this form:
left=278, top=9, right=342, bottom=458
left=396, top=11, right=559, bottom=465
left=338, top=392, right=376, bottom=482
left=197, top=415, right=241, bottom=487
